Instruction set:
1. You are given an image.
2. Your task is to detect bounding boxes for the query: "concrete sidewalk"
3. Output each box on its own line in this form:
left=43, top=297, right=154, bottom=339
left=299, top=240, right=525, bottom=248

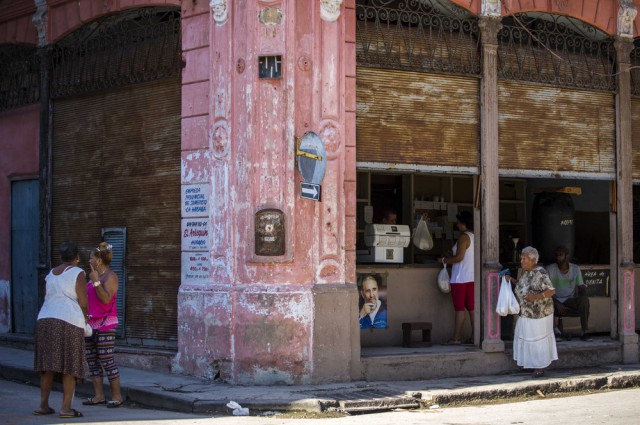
left=1, top=345, right=640, bottom=415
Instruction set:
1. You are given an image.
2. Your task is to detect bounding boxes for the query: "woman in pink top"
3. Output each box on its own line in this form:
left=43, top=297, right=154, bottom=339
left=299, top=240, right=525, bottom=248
left=82, top=242, right=123, bottom=408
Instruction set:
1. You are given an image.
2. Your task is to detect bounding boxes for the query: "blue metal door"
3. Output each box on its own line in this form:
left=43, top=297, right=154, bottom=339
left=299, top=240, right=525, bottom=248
left=11, top=179, right=39, bottom=334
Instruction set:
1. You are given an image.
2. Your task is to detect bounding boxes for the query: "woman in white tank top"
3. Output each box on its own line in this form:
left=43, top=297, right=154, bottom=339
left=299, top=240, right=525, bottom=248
left=438, top=210, right=475, bottom=345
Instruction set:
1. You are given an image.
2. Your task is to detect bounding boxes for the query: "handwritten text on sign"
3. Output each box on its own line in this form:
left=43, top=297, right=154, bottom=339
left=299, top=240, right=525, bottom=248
left=582, top=269, right=609, bottom=297
left=181, top=252, right=211, bottom=284
left=182, top=184, right=210, bottom=217
left=181, top=219, right=210, bottom=251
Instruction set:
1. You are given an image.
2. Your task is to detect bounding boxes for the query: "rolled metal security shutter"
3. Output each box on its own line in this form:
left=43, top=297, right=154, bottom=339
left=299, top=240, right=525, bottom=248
left=499, top=81, right=615, bottom=176
left=51, top=78, right=181, bottom=342
left=356, top=66, right=479, bottom=169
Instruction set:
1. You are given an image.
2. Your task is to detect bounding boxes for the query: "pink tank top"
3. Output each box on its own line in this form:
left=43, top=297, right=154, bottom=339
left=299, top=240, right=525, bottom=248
left=86, top=274, right=118, bottom=331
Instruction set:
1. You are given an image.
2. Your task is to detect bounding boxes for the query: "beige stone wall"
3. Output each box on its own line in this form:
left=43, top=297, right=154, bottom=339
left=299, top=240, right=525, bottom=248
left=357, top=266, right=465, bottom=346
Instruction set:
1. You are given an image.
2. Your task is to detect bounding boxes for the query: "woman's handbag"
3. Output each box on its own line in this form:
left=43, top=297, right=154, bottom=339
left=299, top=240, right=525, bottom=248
left=85, top=299, right=114, bottom=341
left=412, top=218, right=434, bottom=251
left=496, top=276, right=520, bottom=316
left=437, top=263, right=451, bottom=293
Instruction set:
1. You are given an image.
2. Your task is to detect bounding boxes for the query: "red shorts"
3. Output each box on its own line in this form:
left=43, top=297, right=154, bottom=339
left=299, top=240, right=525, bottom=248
left=450, top=281, right=474, bottom=312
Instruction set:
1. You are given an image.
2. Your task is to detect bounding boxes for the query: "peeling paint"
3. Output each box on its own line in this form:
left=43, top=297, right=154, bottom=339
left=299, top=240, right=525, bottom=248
left=249, top=366, right=295, bottom=385
left=175, top=0, right=349, bottom=384
left=238, top=292, right=312, bottom=323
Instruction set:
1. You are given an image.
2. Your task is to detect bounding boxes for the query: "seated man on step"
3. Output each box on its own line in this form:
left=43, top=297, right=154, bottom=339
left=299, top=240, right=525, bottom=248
left=545, top=246, right=591, bottom=341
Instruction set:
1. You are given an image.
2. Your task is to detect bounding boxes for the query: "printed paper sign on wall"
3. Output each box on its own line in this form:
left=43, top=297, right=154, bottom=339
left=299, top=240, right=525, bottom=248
left=181, top=252, right=211, bottom=284
left=182, top=183, right=210, bottom=217
left=181, top=218, right=210, bottom=251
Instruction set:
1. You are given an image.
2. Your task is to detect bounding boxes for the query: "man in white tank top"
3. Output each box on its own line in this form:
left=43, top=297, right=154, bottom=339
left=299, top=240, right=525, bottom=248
left=438, top=210, right=474, bottom=345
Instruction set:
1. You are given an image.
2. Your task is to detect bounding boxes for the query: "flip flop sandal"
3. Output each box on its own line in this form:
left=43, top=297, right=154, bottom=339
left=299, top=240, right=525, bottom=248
left=59, top=409, right=83, bottom=418
left=32, top=408, right=55, bottom=415
left=107, top=400, right=124, bottom=408
left=441, top=339, right=462, bottom=345
left=82, top=397, right=107, bottom=405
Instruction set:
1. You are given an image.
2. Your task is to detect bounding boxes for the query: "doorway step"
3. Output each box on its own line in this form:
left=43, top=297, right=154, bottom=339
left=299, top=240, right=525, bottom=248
left=360, top=337, right=621, bottom=381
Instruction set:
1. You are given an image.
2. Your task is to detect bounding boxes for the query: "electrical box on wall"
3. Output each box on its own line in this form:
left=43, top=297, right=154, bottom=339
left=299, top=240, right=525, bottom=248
left=255, top=209, right=285, bottom=256
left=258, top=56, right=282, bottom=79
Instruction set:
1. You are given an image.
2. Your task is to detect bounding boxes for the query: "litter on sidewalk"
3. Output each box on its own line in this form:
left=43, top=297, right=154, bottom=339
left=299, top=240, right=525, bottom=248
left=226, top=401, right=249, bottom=416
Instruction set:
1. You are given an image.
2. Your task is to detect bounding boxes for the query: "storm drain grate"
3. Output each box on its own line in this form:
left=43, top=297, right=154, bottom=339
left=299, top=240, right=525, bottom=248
left=303, top=388, right=420, bottom=413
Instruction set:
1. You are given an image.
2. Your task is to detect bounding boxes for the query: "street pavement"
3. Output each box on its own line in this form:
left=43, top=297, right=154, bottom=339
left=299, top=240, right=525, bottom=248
left=1, top=345, right=640, bottom=416
left=3, top=378, right=640, bottom=425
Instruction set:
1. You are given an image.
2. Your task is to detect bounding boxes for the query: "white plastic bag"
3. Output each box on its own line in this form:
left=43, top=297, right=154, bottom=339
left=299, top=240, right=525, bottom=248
left=496, top=276, right=520, bottom=316
left=226, top=401, right=249, bottom=416
left=413, top=218, right=434, bottom=251
left=437, top=263, right=450, bottom=293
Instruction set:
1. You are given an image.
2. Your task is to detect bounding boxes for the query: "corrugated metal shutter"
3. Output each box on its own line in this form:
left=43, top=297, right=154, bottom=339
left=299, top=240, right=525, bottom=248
left=498, top=81, right=615, bottom=175
left=51, top=77, right=180, bottom=343
left=356, top=66, right=479, bottom=168
left=631, top=97, right=640, bottom=180
left=102, top=227, right=126, bottom=338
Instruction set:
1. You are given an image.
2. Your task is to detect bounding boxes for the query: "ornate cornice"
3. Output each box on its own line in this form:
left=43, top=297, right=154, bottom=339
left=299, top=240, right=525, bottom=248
left=618, top=0, right=637, bottom=39
left=614, top=37, right=634, bottom=65
left=479, top=15, right=502, bottom=46
left=210, top=0, right=228, bottom=25
left=320, top=0, right=342, bottom=22
left=481, top=0, right=500, bottom=17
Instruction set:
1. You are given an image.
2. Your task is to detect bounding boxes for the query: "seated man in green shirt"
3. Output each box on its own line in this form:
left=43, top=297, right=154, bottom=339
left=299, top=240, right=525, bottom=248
left=545, top=246, right=591, bottom=341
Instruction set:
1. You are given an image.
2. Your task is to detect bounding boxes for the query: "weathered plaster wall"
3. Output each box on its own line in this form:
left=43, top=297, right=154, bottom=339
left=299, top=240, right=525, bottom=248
left=0, top=104, right=40, bottom=332
left=0, top=0, right=37, bottom=44
left=357, top=267, right=463, bottom=346
left=312, top=284, right=361, bottom=382
left=177, top=0, right=358, bottom=384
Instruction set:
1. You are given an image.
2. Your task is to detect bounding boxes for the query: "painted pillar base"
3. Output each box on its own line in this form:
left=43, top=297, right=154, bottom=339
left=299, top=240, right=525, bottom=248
left=481, top=264, right=504, bottom=353
left=174, top=283, right=360, bottom=385
left=312, top=284, right=361, bottom=383
left=173, top=287, right=232, bottom=381
left=482, top=339, right=505, bottom=353
left=621, top=333, right=639, bottom=363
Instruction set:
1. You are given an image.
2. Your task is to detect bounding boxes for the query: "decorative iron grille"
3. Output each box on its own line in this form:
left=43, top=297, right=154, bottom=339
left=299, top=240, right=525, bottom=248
left=356, top=0, right=480, bottom=76
left=0, top=44, right=40, bottom=112
left=630, top=42, right=640, bottom=96
left=498, top=14, right=616, bottom=91
left=51, top=7, right=182, bottom=99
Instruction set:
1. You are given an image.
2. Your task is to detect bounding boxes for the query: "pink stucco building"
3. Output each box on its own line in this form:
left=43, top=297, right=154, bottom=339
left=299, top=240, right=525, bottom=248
left=1, top=0, right=639, bottom=385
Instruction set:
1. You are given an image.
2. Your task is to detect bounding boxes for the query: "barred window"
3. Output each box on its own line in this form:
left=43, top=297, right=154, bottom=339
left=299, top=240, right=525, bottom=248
left=356, top=0, right=480, bottom=76
left=498, top=13, right=616, bottom=92
left=51, top=7, right=182, bottom=99
left=0, top=44, right=40, bottom=112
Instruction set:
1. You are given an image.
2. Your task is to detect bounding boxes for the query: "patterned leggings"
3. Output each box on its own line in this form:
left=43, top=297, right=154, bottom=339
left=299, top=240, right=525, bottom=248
left=85, top=329, right=120, bottom=381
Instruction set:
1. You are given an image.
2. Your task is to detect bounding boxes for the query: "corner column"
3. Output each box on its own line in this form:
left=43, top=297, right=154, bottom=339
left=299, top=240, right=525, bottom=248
left=478, top=15, right=503, bottom=352
left=613, top=36, right=638, bottom=362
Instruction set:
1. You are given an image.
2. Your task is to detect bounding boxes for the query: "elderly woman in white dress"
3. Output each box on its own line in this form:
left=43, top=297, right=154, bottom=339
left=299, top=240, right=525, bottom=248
left=508, top=246, right=557, bottom=378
